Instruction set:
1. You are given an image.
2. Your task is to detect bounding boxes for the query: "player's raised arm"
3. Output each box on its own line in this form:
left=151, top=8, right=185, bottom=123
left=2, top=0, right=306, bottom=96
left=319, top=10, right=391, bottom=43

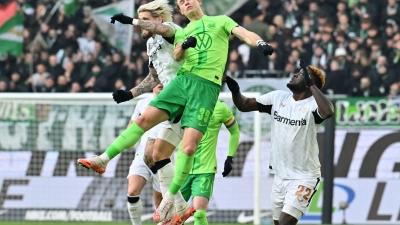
left=299, top=60, right=334, bottom=119
left=111, top=13, right=176, bottom=37
left=112, top=64, right=160, bottom=104
left=225, top=76, right=259, bottom=112
left=221, top=103, right=240, bottom=177
left=231, top=26, right=274, bottom=56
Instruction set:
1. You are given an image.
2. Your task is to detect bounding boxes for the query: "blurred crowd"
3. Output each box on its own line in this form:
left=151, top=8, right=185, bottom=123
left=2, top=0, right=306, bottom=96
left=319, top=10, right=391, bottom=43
left=0, top=0, right=400, bottom=98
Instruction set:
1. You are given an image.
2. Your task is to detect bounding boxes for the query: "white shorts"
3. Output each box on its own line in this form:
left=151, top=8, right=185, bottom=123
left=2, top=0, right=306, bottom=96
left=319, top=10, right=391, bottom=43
left=271, top=175, right=320, bottom=220
left=154, top=120, right=184, bottom=147
left=127, top=152, right=160, bottom=193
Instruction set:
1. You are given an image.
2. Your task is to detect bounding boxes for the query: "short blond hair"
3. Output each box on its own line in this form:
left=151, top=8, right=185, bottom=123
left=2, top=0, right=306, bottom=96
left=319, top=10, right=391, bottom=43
left=137, top=0, right=173, bottom=22
left=308, top=65, right=325, bottom=88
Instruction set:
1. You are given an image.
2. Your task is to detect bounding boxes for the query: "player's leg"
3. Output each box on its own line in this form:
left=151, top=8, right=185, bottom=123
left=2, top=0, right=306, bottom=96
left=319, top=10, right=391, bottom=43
left=279, top=178, right=320, bottom=225
left=271, top=175, right=285, bottom=225
left=152, top=173, right=163, bottom=208
left=77, top=106, right=169, bottom=174
left=190, top=173, right=215, bottom=225
left=153, top=126, right=195, bottom=223
left=155, top=74, right=219, bottom=222
left=126, top=154, right=152, bottom=225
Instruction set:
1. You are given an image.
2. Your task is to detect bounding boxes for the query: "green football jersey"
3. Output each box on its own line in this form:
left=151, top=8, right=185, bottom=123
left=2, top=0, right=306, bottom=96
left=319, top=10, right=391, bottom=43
left=182, top=101, right=235, bottom=174
left=174, top=15, right=238, bottom=86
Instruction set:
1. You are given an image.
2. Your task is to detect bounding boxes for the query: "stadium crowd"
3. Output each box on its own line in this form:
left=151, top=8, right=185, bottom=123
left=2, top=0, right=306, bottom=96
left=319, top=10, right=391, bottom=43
left=0, top=0, right=400, bottom=98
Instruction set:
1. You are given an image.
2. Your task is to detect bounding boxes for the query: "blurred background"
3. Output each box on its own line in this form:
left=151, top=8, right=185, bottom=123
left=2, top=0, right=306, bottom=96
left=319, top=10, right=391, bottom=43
left=0, top=0, right=400, bottom=224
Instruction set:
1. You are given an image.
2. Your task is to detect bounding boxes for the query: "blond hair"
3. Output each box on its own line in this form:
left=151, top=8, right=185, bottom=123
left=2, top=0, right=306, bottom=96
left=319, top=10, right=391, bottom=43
left=309, top=65, right=325, bottom=88
left=137, top=0, right=173, bottom=22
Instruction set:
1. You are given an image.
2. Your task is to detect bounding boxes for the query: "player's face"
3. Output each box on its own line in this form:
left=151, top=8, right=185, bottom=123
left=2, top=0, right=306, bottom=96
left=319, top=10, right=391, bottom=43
left=177, top=0, right=202, bottom=16
left=138, top=11, right=162, bottom=40
left=153, top=83, right=164, bottom=95
left=287, top=69, right=308, bottom=92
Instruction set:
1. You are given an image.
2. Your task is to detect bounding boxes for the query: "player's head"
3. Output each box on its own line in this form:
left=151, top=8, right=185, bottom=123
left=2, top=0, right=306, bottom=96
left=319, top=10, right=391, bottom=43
left=175, top=0, right=203, bottom=17
left=287, top=65, right=325, bottom=92
left=153, top=83, right=164, bottom=95
left=137, top=0, right=173, bottom=39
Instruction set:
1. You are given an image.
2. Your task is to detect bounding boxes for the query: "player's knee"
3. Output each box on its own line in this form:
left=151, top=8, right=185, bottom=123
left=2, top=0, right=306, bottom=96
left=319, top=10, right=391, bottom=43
left=181, top=143, right=197, bottom=156
left=134, top=114, right=153, bottom=131
left=194, top=209, right=206, bottom=221
left=127, top=186, right=141, bottom=196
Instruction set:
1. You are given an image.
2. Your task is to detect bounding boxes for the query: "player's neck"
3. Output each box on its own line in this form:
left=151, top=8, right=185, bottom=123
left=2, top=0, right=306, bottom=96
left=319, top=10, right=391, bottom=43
left=292, top=91, right=312, bottom=101
left=187, top=10, right=204, bottom=21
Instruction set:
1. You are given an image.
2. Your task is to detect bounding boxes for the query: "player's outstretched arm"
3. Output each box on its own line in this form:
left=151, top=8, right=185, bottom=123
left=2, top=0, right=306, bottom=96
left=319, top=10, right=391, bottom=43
left=299, top=61, right=334, bottom=119
left=222, top=116, right=240, bottom=177
left=110, top=13, right=175, bottom=37
left=231, top=26, right=274, bottom=56
left=112, top=67, right=160, bottom=104
left=225, top=76, right=259, bottom=112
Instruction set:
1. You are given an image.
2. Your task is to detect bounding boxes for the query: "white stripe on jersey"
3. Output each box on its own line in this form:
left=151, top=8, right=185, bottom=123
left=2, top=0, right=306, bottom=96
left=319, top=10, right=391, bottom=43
left=256, top=90, right=322, bottom=179
left=147, top=22, right=183, bottom=86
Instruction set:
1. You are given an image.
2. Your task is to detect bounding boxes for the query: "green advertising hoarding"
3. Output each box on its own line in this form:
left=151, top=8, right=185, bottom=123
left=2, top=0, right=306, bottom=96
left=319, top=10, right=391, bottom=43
left=335, top=97, right=400, bottom=128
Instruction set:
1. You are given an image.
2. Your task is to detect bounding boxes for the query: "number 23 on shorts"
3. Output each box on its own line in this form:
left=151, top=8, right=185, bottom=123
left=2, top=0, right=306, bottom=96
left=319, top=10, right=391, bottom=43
left=295, top=185, right=313, bottom=201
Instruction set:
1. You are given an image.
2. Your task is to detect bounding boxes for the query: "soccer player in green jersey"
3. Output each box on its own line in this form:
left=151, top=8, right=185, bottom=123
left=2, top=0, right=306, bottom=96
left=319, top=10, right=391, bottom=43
left=77, top=0, right=273, bottom=223
left=179, top=100, right=240, bottom=225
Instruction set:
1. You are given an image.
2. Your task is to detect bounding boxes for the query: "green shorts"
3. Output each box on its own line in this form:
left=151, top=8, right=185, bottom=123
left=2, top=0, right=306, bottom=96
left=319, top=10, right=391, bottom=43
left=148, top=72, right=220, bottom=134
left=180, top=173, right=215, bottom=201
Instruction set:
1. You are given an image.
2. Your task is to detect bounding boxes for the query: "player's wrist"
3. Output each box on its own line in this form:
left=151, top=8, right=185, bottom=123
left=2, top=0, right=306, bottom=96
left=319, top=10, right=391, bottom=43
left=132, top=19, right=139, bottom=26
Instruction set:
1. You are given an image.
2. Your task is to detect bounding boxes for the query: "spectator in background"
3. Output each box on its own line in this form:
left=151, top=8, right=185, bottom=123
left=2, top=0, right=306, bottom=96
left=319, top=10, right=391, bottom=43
left=78, top=28, right=96, bottom=60
left=244, top=9, right=271, bottom=42
left=8, top=72, right=28, bottom=92
left=31, top=63, right=50, bottom=90
left=56, top=75, right=69, bottom=92
left=69, top=82, right=81, bottom=93
left=0, top=80, right=8, bottom=92
left=38, top=76, right=56, bottom=92
left=225, top=62, right=243, bottom=79
left=48, top=54, right=64, bottom=78
left=333, top=47, right=352, bottom=76
left=322, top=58, right=346, bottom=95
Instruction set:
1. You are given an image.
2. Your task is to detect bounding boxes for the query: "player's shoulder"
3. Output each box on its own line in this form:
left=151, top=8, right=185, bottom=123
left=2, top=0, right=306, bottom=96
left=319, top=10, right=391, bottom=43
left=261, top=90, right=289, bottom=98
left=162, top=22, right=182, bottom=30
left=214, top=100, right=227, bottom=110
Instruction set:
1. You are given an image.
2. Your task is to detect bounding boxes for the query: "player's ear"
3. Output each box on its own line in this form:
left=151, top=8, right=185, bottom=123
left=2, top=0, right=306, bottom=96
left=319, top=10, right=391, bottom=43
left=198, top=0, right=202, bottom=6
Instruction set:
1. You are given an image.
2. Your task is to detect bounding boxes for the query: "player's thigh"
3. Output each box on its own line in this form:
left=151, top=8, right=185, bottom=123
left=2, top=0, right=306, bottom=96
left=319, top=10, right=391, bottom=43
left=283, top=178, right=320, bottom=217
left=153, top=140, right=176, bottom=162
left=157, top=121, right=184, bottom=147
left=191, top=173, right=215, bottom=201
left=271, top=175, right=285, bottom=221
left=127, top=174, right=148, bottom=196
left=127, top=154, right=152, bottom=195
left=193, top=196, right=209, bottom=210
left=148, top=76, right=186, bottom=120
left=180, top=174, right=195, bottom=202
left=180, top=77, right=220, bottom=134
left=136, top=106, right=169, bottom=130
left=143, top=138, right=156, bottom=167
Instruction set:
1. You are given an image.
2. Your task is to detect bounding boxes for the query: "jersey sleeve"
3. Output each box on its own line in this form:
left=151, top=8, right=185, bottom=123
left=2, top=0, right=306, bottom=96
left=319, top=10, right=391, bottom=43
left=256, top=90, right=282, bottom=114
left=162, top=22, right=181, bottom=44
left=220, top=102, right=235, bottom=128
left=174, top=29, right=185, bottom=46
left=310, top=100, right=325, bottom=124
left=220, top=15, right=238, bottom=35
left=131, top=100, right=142, bottom=120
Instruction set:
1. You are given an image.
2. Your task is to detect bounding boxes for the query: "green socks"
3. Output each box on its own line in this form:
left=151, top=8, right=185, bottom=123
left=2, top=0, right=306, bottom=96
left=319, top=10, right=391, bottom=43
left=194, top=210, right=208, bottom=225
left=169, top=152, right=194, bottom=194
left=105, top=122, right=144, bottom=159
